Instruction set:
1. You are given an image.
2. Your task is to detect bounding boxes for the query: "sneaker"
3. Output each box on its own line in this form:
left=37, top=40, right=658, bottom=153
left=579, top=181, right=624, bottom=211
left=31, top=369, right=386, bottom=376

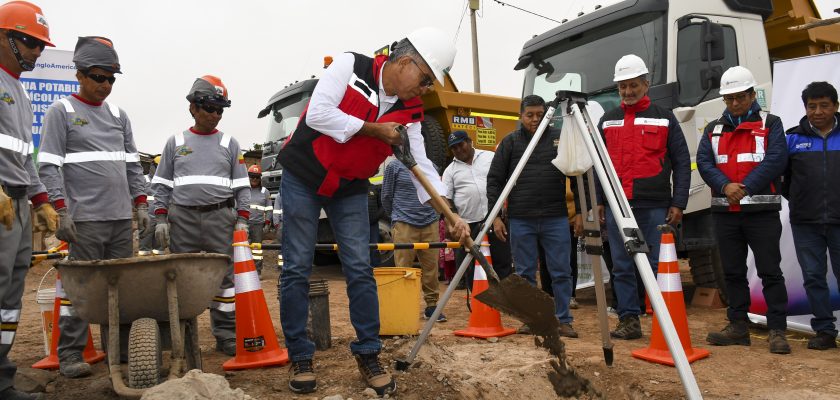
left=354, top=353, right=396, bottom=396
left=706, top=322, right=750, bottom=346
left=216, top=339, right=237, bottom=356
left=423, top=306, right=446, bottom=322
left=768, top=330, right=791, bottom=354
left=59, top=353, right=92, bottom=379
left=610, top=315, right=642, bottom=340
left=808, top=331, right=838, bottom=350
left=569, top=297, right=579, bottom=309
left=0, top=387, right=44, bottom=400
left=517, top=323, right=532, bottom=335
left=558, top=323, right=579, bottom=338
left=288, top=359, right=317, bottom=394
left=606, top=307, right=618, bottom=317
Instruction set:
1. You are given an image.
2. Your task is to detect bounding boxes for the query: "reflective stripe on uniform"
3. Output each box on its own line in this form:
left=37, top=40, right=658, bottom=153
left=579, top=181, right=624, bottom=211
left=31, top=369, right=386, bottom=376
left=58, top=98, right=74, bottom=112
left=0, top=330, right=15, bottom=345
left=210, top=300, right=235, bottom=312
left=348, top=73, right=378, bottom=107
left=220, top=133, right=231, bottom=148
left=231, top=178, right=249, bottom=189
left=174, top=175, right=231, bottom=187
left=64, top=151, right=132, bottom=164
left=0, top=133, right=33, bottom=155
left=1, top=309, right=21, bottom=323
left=151, top=175, right=174, bottom=188
left=736, top=153, right=765, bottom=163
left=38, top=151, right=65, bottom=166
left=711, top=194, right=781, bottom=207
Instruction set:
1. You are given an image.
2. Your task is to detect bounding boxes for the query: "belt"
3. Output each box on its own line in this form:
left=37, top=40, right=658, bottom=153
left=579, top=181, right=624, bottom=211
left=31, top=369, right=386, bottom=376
left=2, top=185, right=27, bottom=199
left=175, top=198, right=234, bottom=212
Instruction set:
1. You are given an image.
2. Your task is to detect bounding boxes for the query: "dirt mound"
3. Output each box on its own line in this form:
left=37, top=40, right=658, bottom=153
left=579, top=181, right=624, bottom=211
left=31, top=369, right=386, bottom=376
left=140, top=369, right=252, bottom=400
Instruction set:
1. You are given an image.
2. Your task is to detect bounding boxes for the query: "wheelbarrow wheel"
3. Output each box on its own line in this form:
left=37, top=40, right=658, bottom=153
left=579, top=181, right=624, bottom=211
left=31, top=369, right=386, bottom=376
left=128, top=318, right=162, bottom=389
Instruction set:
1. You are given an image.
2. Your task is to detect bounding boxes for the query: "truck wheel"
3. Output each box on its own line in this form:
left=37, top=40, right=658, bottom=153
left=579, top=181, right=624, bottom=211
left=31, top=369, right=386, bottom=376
left=128, top=318, right=162, bottom=389
left=420, top=116, right=447, bottom=174
left=688, top=247, right=728, bottom=305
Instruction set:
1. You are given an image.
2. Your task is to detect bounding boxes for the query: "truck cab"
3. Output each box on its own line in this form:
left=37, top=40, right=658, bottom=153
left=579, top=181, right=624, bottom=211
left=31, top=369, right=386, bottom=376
left=516, top=0, right=779, bottom=296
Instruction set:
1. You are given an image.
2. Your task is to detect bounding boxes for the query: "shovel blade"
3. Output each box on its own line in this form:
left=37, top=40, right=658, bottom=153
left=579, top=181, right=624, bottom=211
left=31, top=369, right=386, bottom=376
left=475, top=274, right=560, bottom=336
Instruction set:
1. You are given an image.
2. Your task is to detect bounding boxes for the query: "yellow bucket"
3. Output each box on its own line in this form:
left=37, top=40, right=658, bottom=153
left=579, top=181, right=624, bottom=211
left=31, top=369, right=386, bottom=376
left=373, top=267, right=421, bottom=335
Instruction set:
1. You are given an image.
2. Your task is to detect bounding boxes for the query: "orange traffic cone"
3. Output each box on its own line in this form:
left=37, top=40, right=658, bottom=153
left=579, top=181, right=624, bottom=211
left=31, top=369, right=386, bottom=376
left=631, top=230, right=709, bottom=366
left=33, top=273, right=105, bottom=369
left=223, top=230, right=289, bottom=371
left=454, top=235, right=516, bottom=339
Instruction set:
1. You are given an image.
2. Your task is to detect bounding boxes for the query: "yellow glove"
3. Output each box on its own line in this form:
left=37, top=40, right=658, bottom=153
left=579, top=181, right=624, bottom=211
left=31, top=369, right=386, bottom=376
left=0, top=187, right=13, bottom=231
left=33, top=203, right=59, bottom=235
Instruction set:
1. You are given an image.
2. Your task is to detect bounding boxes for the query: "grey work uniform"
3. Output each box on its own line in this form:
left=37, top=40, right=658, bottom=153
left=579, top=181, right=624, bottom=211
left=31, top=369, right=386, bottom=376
left=38, top=94, right=145, bottom=361
left=138, top=173, right=160, bottom=254
left=0, top=67, right=48, bottom=392
left=248, top=186, right=271, bottom=272
left=152, top=129, right=250, bottom=342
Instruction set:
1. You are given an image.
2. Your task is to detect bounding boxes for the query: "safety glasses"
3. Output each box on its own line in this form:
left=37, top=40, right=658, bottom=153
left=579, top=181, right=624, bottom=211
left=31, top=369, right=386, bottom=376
left=409, top=58, right=434, bottom=88
left=8, top=31, right=45, bottom=51
left=200, top=104, right=224, bottom=115
left=83, top=71, right=116, bottom=85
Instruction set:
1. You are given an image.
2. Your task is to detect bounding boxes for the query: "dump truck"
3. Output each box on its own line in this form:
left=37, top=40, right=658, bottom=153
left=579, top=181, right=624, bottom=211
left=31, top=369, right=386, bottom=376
left=514, top=0, right=840, bottom=300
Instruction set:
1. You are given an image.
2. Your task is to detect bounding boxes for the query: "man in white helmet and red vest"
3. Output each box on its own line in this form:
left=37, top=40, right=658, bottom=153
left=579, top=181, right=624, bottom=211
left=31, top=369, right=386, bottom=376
left=596, top=54, right=691, bottom=340
left=0, top=2, right=58, bottom=399
left=246, top=164, right=271, bottom=274
left=151, top=75, right=250, bottom=357
left=277, top=27, right=469, bottom=396
left=39, top=35, right=149, bottom=378
left=697, top=65, right=790, bottom=354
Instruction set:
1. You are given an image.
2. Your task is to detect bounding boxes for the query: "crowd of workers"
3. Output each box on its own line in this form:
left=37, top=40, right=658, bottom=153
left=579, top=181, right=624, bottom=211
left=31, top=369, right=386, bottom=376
left=0, top=1, right=839, bottom=399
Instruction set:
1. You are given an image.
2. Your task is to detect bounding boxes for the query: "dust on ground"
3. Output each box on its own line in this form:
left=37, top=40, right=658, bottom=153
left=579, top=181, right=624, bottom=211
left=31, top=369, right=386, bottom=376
left=14, top=254, right=840, bottom=399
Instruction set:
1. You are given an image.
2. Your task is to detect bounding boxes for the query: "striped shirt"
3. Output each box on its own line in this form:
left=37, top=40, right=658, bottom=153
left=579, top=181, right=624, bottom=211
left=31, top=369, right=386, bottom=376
left=382, top=159, right=439, bottom=227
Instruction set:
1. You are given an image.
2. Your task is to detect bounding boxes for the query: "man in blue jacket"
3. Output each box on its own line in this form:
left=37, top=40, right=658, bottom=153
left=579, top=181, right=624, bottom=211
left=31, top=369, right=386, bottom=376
left=783, top=81, right=840, bottom=351
left=697, top=66, right=790, bottom=354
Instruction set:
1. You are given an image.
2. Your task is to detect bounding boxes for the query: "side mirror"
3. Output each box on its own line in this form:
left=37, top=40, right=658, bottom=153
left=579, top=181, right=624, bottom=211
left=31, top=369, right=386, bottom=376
left=701, top=21, right=725, bottom=62
left=700, top=65, right=723, bottom=90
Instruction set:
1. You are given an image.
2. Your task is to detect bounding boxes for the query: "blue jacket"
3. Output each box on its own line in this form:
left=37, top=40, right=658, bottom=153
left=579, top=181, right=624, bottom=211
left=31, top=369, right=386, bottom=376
left=783, top=113, right=840, bottom=224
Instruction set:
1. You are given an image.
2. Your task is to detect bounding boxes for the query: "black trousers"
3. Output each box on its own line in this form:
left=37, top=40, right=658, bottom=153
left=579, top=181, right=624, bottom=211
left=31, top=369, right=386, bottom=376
left=713, top=211, right=788, bottom=330
left=456, top=221, right=513, bottom=290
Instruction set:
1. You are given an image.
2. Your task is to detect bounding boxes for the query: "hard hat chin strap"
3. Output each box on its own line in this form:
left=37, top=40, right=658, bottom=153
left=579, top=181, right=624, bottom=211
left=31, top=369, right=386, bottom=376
left=7, top=35, right=34, bottom=72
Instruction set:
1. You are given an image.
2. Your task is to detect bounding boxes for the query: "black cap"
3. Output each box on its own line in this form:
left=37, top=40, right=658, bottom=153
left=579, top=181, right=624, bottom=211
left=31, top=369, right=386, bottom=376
left=448, top=130, right=469, bottom=147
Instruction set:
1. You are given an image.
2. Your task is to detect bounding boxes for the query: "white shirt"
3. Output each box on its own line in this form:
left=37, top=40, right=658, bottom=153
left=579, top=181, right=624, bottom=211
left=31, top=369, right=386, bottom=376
left=442, top=149, right=493, bottom=223
left=306, top=52, right=443, bottom=203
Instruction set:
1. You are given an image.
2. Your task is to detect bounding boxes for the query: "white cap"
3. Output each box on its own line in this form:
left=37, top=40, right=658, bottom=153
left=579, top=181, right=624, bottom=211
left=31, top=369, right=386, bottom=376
left=719, top=66, right=756, bottom=95
left=406, top=27, right=456, bottom=84
left=613, top=54, right=649, bottom=82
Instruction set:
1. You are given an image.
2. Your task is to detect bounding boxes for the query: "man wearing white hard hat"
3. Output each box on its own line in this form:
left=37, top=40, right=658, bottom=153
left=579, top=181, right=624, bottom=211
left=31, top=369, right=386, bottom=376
left=596, top=54, right=691, bottom=340
left=696, top=65, right=790, bottom=354
left=277, top=27, right=470, bottom=396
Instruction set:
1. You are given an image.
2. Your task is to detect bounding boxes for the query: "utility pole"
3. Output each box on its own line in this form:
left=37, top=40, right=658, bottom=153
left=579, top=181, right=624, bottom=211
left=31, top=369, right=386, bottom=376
left=469, top=0, right=481, bottom=93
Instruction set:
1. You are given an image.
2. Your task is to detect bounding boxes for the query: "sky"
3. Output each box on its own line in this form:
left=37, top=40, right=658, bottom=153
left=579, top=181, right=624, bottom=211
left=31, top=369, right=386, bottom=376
left=24, top=0, right=838, bottom=154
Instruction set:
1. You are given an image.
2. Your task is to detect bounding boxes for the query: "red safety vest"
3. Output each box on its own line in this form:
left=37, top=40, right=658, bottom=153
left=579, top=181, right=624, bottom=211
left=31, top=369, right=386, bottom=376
left=710, top=112, right=780, bottom=212
left=279, top=53, right=424, bottom=197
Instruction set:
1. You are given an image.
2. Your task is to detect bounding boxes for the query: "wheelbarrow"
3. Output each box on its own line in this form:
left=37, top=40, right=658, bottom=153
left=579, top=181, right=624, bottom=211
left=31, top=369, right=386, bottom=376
left=57, top=253, right=230, bottom=398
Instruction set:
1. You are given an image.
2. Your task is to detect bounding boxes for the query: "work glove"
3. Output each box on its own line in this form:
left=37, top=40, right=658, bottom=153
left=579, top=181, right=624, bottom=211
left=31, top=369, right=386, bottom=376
left=33, top=203, right=59, bottom=235
left=55, top=208, right=78, bottom=243
left=0, top=187, right=13, bottom=231
left=136, top=203, right=151, bottom=235
left=155, top=215, right=170, bottom=250
left=234, top=216, right=248, bottom=233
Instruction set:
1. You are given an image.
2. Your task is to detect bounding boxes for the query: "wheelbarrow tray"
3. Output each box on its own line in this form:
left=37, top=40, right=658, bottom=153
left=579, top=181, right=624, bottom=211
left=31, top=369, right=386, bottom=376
left=57, top=253, right=231, bottom=325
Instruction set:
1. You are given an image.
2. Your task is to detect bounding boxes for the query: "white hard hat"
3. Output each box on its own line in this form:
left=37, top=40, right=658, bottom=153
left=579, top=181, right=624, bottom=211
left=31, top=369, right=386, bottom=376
left=406, top=27, right=456, bottom=84
left=613, top=54, right=649, bottom=82
left=719, top=66, right=756, bottom=95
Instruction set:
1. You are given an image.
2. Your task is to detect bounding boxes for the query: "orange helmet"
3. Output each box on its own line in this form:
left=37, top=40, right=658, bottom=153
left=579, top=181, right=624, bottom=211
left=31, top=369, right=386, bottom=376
left=0, top=1, right=54, bottom=46
left=186, top=75, right=230, bottom=107
left=247, top=165, right=262, bottom=175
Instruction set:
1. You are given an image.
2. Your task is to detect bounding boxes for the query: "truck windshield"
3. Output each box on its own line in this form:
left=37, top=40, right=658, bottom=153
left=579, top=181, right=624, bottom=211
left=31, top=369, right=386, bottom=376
left=523, top=13, right=665, bottom=124
left=267, top=92, right=311, bottom=143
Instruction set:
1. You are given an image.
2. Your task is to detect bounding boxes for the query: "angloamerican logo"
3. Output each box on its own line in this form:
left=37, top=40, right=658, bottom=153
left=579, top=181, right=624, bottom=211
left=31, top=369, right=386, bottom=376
left=795, top=142, right=811, bottom=149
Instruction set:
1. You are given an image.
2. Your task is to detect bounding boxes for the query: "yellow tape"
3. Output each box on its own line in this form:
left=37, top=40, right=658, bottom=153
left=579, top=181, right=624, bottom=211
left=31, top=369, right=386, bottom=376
left=470, top=111, right=520, bottom=121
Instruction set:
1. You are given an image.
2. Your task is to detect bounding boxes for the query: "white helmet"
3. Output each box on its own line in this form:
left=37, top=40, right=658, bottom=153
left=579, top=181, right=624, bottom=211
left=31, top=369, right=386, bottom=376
left=719, top=66, right=756, bottom=95
left=613, top=54, right=649, bottom=82
left=406, top=27, right=456, bottom=84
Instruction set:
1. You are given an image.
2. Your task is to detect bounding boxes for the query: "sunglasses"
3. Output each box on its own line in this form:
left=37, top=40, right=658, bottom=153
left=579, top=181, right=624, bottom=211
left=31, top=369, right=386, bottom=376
left=83, top=71, right=116, bottom=85
left=409, top=58, right=434, bottom=88
left=723, top=93, right=750, bottom=104
left=248, top=174, right=261, bottom=179
left=8, top=31, right=45, bottom=51
left=200, top=104, right=224, bottom=115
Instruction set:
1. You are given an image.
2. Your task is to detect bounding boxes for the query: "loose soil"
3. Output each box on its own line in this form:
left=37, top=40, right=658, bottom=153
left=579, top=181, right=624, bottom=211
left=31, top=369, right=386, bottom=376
left=14, top=253, right=840, bottom=399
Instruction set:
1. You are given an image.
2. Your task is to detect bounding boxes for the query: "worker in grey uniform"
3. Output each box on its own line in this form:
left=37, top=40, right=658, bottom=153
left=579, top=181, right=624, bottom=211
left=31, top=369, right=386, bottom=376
left=0, top=2, right=59, bottom=399
left=138, top=155, right=160, bottom=256
left=152, top=75, right=250, bottom=357
left=246, top=164, right=271, bottom=274
left=38, top=36, right=149, bottom=378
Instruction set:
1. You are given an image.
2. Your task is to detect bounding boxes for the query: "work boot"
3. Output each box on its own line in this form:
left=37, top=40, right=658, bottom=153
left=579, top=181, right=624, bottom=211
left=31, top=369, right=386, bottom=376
left=807, top=331, right=838, bottom=350
left=706, top=321, right=750, bottom=346
left=610, top=315, right=642, bottom=340
left=0, top=387, right=44, bottom=400
left=59, top=353, right=92, bottom=378
left=569, top=297, right=579, bottom=309
left=354, top=353, right=396, bottom=396
left=768, top=330, right=791, bottom=354
left=216, top=339, right=237, bottom=356
left=288, top=359, right=317, bottom=394
left=557, top=323, right=579, bottom=338
left=516, top=323, right=532, bottom=335
left=423, top=306, right=447, bottom=322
